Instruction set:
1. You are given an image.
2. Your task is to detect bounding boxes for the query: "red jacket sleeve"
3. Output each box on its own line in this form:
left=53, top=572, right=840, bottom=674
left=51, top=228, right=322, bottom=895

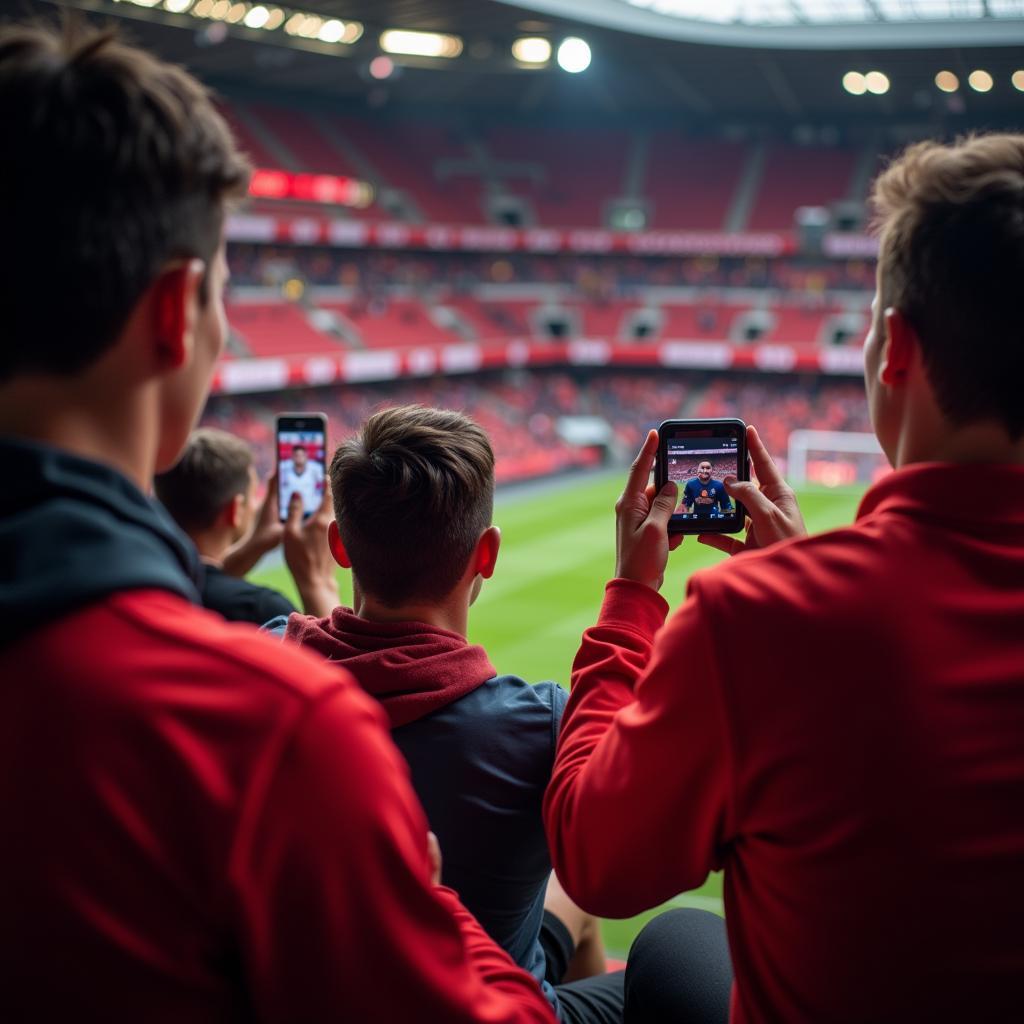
left=230, top=678, right=556, bottom=1023
left=544, top=578, right=735, bottom=919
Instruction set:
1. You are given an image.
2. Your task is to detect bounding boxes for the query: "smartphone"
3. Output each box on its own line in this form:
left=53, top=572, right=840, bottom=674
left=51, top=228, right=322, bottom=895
left=275, top=413, right=328, bottom=522
left=655, top=418, right=749, bottom=534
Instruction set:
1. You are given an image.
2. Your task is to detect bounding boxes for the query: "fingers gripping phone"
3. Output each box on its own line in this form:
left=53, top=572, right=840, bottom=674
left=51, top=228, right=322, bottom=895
left=655, top=418, right=749, bottom=534
left=275, top=413, right=328, bottom=522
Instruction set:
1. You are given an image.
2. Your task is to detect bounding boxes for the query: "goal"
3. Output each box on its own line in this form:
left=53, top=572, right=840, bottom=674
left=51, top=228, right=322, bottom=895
left=787, top=430, right=885, bottom=487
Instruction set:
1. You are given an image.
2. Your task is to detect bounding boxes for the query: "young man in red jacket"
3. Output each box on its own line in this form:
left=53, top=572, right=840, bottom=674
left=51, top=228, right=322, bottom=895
left=544, top=134, right=1024, bottom=1022
left=0, top=23, right=555, bottom=1023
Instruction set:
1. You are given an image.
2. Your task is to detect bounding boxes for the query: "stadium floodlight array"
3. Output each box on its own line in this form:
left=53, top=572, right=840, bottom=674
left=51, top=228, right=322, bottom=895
left=112, top=0, right=363, bottom=45
left=842, top=70, right=890, bottom=95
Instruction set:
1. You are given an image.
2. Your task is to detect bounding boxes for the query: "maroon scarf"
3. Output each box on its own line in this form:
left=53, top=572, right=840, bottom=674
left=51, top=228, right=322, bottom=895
left=285, top=608, right=496, bottom=728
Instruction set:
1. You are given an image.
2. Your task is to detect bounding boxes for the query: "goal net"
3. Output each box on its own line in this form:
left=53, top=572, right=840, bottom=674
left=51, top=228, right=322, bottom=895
left=787, top=430, right=886, bottom=488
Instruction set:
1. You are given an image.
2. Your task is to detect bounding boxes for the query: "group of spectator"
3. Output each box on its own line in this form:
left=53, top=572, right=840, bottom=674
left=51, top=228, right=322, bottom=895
left=201, top=370, right=872, bottom=487
left=3, top=20, right=1024, bottom=1024
left=227, top=244, right=878, bottom=296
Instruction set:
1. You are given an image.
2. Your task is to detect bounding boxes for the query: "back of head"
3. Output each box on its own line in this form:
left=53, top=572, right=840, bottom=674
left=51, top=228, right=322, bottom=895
left=871, top=134, right=1024, bottom=439
left=0, top=19, right=249, bottom=382
left=155, top=428, right=252, bottom=535
left=330, top=406, right=495, bottom=607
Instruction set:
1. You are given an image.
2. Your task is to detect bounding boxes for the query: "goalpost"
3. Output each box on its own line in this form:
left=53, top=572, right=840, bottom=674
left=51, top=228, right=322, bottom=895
left=787, top=430, right=883, bottom=487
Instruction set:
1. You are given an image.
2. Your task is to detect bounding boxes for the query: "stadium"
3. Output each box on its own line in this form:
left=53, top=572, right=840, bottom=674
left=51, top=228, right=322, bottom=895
left=4, top=0, right=1024, bottom=1018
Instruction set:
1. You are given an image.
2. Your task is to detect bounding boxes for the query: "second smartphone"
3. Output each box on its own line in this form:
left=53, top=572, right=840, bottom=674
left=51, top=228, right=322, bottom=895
left=275, top=412, right=328, bottom=521
left=654, top=418, right=749, bottom=534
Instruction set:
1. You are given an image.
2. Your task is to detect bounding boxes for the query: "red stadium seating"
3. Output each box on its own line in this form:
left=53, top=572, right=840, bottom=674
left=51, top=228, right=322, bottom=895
left=331, top=117, right=485, bottom=224
left=217, top=102, right=281, bottom=170
left=645, top=136, right=747, bottom=230
left=746, top=145, right=858, bottom=231
left=227, top=303, right=341, bottom=357
left=318, top=299, right=461, bottom=348
left=485, top=125, right=630, bottom=228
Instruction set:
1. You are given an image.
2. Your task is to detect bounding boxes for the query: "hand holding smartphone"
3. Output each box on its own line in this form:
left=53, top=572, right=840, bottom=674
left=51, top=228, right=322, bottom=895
left=655, top=418, right=749, bottom=534
left=275, top=413, right=328, bottom=522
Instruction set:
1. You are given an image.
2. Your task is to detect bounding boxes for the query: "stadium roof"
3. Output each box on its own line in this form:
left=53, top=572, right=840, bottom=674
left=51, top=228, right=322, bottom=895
left=501, top=0, right=1024, bottom=46
left=22, top=0, right=1024, bottom=120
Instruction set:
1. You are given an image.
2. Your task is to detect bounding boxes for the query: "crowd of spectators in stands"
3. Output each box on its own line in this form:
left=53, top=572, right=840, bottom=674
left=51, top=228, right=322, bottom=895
left=202, top=370, right=872, bottom=486
left=227, top=245, right=877, bottom=297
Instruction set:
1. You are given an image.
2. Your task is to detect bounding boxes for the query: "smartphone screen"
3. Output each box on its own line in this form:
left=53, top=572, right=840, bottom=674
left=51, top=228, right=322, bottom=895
left=657, top=419, right=747, bottom=534
left=276, top=413, right=328, bottom=521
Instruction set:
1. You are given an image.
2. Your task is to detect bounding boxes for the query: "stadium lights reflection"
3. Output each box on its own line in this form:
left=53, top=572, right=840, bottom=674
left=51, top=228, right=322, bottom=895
left=968, top=69, right=993, bottom=92
left=842, top=71, right=866, bottom=95
left=1013, top=70, right=1024, bottom=92
left=935, top=70, right=959, bottom=93
left=864, top=71, right=890, bottom=95
left=164, top=0, right=194, bottom=13
left=556, top=37, right=591, bottom=73
left=512, top=37, right=551, bottom=64
left=380, top=29, right=463, bottom=59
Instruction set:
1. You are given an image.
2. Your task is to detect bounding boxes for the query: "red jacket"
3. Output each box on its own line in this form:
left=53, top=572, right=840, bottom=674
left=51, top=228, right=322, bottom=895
left=545, top=463, right=1024, bottom=1022
left=1, top=590, right=554, bottom=1023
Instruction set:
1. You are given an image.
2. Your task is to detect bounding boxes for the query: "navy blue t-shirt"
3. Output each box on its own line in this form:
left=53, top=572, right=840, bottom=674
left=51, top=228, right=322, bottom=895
left=682, top=476, right=733, bottom=516
left=392, top=677, right=568, bottom=1012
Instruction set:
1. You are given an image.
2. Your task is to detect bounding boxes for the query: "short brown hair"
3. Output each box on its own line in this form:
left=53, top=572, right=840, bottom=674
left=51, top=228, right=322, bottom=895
left=0, top=20, right=249, bottom=381
left=330, top=406, right=495, bottom=607
left=155, top=428, right=253, bottom=535
left=872, top=134, right=1024, bottom=438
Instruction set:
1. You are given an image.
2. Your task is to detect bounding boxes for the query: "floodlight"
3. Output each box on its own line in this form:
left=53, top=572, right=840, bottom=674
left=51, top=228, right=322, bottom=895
left=864, top=71, right=889, bottom=95
left=934, top=70, right=959, bottom=93
left=164, top=0, right=194, bottom=13
left=512, top=37, right=551, bottom=64
left=297, top=16, right=322, bottom=39
left=842, top=71, right=866, bottom=95
left=557, top=37, right=591, bottom=73
left=380, top=29, right=463, bottom=58
left=1013, top=70, right=1024, bottom=92
left=243, top=4, right=268, bottom=27
left=318, top=19, right=346, bottom=43
left=968, top=69, right=993, bottom=92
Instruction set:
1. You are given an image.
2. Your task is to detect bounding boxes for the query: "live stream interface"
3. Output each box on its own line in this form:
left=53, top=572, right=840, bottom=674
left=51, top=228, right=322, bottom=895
left=277, top=430, right=326, bottom=519
left=665, top=435, right=739, bottom=520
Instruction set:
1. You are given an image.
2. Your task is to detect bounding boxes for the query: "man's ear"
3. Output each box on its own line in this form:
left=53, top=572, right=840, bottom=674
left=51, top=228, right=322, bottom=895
left=151, top=259, right=206, bottom=372
left=474, top=526, right=501, bottom=580
left=880, top=308, right=917, bottom=387
left=328, top=520, right=351, bottom=569
left=225, top=492, right=245, bottom=531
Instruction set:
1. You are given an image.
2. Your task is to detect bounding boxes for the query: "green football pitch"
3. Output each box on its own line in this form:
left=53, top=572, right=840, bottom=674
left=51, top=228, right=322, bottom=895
left=251, top=470, right=865, bottom=958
